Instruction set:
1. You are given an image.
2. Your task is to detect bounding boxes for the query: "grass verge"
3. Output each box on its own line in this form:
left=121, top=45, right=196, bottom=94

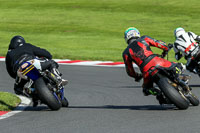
left=0, top=0, right=199, bottom=63
left=0, top=92, right=21, bottom=111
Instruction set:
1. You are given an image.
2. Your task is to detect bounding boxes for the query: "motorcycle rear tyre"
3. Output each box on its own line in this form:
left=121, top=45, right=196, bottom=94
left=35, top=77, right=62, bottom=110
left=156, top=77, right=189, bottom=110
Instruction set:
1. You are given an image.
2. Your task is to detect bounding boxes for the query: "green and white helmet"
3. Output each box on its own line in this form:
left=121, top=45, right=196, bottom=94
left=174, top=27, right=185, bottom=38
left=124, top=27, right=140, bottom=44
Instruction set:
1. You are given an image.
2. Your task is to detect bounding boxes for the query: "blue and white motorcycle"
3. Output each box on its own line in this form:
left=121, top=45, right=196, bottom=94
left=17, top=58, right=68, bottom=110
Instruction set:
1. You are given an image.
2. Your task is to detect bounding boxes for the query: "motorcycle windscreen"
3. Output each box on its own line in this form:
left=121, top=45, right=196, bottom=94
left=21, top=62, right=40, bottom=81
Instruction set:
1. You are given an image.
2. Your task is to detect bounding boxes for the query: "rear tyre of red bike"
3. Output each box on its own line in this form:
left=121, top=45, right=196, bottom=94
left=156, top=77, right=189, bottom=110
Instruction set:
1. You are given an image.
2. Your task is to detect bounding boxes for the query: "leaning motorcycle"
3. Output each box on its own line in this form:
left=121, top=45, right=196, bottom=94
left=17, top=58, right=69, bottom=110
left=148, top=44, right=199, bottom=110
left=190, top=49, right=200, bottom=76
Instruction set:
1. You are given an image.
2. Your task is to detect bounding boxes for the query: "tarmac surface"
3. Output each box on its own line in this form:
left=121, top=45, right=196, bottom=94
left=0, top=62, right=200, bottom=133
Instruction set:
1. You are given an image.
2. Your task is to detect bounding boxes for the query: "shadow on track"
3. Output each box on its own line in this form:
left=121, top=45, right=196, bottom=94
left=120, top=85, right=200, bottom=89
left=14, top=105, right=183, bottom=112
left=119, top=86, right=141, bottom=88
left=13, top=105, right=50, bottom=111
left=24, top=106, right=50, bottom=111
left=189, top=84, right=200, bottom=87
left=13, top=104, right=176, bottom=111
left=68, top=105, right=175, bottom=111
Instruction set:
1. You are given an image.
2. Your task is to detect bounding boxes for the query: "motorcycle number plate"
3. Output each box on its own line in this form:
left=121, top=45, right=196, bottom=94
left=21, top=63, right=29, bottom=69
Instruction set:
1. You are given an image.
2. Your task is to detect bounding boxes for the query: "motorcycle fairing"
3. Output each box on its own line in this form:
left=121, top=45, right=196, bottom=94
left=21, top=61, right=40, bottom=81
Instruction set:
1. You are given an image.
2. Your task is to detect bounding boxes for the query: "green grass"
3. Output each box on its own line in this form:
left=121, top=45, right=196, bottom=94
left=0, top=0, right=199, bottom=62
left=0, top=92, right=21, bottom=111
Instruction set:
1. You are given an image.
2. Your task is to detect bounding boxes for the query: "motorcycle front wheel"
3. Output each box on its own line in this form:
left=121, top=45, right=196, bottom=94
left=61, top=97, right=69, bottom=107
left=186, top=91, right=199, bottom=106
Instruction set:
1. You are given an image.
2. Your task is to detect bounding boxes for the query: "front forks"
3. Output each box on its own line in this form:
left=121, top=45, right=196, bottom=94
left=168, top=77, right=192, bottom=103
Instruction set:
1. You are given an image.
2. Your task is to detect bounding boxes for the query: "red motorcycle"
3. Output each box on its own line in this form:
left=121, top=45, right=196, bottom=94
left=145, top=44, right=199, bottom=109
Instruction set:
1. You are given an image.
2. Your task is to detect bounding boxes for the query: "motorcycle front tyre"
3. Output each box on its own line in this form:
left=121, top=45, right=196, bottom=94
left=61, top=97, right=69, bottom=107
left=187, top=91, right=199, bottom=106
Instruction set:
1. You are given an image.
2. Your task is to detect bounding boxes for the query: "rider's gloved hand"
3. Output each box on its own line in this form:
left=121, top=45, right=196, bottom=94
left=161, top=50, right=168, bottom=58
left=135, top=73, right=143, bottom=82
left=168, top=43, right=174, bottom=49
left=177, top=63, right=184, bottom=71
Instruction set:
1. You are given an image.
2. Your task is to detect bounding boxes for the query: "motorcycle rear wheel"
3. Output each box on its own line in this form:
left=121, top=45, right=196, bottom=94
left=156, top=77, right=189, bottom=110
left=35, top=77, right=62, bottom=110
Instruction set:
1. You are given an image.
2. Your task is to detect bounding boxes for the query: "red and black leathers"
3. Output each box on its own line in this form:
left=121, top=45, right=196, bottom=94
left=6, top=43, right=52, bottom=79
left=122, top=35, right=172, bottom=88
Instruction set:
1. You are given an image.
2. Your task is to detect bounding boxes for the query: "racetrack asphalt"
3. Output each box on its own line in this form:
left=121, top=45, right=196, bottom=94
left=0, top=61, right=200, bottom=133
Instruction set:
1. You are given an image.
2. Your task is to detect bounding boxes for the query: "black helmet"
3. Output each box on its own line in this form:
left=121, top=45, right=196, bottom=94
left=9, top=35, right=25, bottom=49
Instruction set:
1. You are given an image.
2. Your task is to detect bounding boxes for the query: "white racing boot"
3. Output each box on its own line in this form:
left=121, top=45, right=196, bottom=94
left=52, top=68, right=68, bottom=86
left=61, top=79, right=68, bottom=86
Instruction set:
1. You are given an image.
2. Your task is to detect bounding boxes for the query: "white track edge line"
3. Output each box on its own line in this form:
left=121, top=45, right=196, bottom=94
left=0, top=95, right=31, bottom=120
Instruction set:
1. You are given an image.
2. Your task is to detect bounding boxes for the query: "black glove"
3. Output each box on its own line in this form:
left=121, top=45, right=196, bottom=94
left=168, top=43, right=174, bottom=49
left=175, top=52, right=182, bottom=60
left=177, top=63, right=183, bottom=71
left=135, top=73, right=143, bottom=82
left=161, top=50, right=168, bottom=58
left=50, top=60, right=59, bottom=68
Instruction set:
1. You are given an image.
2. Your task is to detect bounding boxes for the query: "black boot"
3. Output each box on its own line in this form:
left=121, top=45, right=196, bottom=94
left=32, top=94, right=39, bottom=107
left=52, top=68, right=68, bottom=86
left=143, top=87, right=161, bottom=96
left=14, top=83, right=24, bottom=95
left=156, top=94, right=167, bottom=105
left=14, top=77, right=28, bottom=95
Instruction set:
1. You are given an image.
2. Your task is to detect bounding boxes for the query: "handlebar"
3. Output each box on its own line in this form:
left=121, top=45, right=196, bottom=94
left=168, top=43, right=174, bottom=49
left=158, top=43, right=174, bottom=59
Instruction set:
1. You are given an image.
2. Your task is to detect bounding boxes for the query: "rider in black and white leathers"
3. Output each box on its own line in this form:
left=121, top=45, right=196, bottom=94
left=173, top=27, right=200, bottom=73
